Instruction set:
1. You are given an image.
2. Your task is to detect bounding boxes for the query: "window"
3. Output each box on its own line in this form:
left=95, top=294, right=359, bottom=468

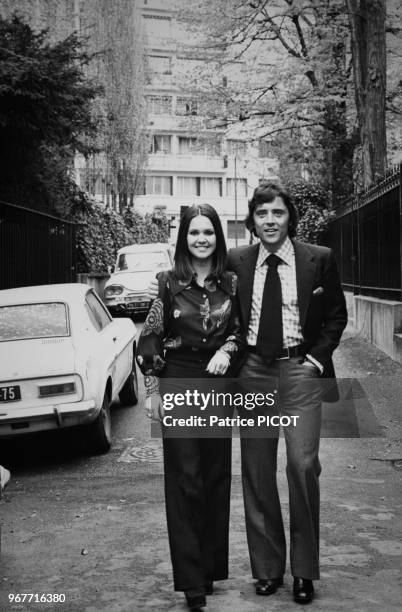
left=178, top=137, right=221, bottom=156
left=147, top=55, right=172, bottom=75
left=176, top=97, right=198, bottom=116
left=150, top=135, right=172, bottom=154
left=145, top=175, right=173, bottom=195
left=200, top=177, right=222, bottom=197
left=143, top=14, right=171, bottom=38
left=259, top=140, right=277, bottom=158
left=226, top=178, right=248, bottom=198
left=177, top=177, right=222, bottom=197
left=117, top=251, right=169, bottom=273
left=85, top=292, right=111, bottom=332
left=226, top=140, right=247, bottom=157
left=177, top=177, right=199, bottom=196
left=178, top=137, right=196, bottom=155
left=227, top=220, right=246, bottom=240
left=0, top=303, right=69, bottom=341
left=147, top=95, right=172, bottom=115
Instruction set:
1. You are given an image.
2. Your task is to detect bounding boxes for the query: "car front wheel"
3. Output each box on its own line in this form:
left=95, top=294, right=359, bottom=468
left=119, top=362, right=139, bottom=406
left=86, top=391, right=112, bottom=454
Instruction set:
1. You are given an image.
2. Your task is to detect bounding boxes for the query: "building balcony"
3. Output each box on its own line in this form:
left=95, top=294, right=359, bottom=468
left=147, top=154, right=225, bottom=173
left=147, top=115, right=190, bottom=131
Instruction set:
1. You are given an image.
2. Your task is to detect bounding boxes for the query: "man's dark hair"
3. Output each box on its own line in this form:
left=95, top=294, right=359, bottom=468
left=245, top=181, right=299, bottom=238
left=173, top=203, right=227, bottom=280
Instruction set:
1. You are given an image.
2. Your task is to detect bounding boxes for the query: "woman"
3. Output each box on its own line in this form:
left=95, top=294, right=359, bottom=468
left=136, top=204, right=243, bottom=611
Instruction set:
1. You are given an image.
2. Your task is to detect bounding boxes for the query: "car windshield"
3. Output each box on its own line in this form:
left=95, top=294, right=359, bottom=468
left=0, top=303, right=69, bottom=341
left=116, top=251, right=167, bottom=272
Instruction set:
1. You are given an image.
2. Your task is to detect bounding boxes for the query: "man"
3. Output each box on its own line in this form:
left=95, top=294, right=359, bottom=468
left=227, top=181, right=347, bottom=604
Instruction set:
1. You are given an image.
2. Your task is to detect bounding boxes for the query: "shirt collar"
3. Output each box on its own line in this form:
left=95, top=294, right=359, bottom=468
left=256, top=236, right=294, bottom=268
left=169, top=271, right=234, bottom=296
left=170, top=272, right=235, bottom=295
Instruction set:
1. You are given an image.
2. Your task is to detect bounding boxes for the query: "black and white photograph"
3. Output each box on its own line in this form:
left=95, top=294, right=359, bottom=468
left=0, top=1, right=401, bottom=611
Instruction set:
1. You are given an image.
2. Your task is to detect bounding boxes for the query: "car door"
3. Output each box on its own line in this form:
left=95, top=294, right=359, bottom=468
left=85, top=291, right=129, bottom=394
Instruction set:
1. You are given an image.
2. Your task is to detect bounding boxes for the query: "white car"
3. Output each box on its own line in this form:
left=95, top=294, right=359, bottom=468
left=103, top=242, right=173, bottom=316
left=0, top=284, right=138, bottom=454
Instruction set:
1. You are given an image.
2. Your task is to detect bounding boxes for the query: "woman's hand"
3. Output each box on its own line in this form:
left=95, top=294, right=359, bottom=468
left=145, top=394, right=164, bottom=422
left=206, top=350, right=230, bottom=376
left=147, top=277, right=159, bottom=300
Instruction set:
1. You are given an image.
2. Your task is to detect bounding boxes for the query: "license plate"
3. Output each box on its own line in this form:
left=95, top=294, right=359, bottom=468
left=126, top=302, right=147, bottom=310
left=0, top=385, right=21, bottom=402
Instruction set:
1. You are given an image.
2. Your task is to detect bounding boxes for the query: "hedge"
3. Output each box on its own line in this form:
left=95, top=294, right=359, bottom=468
left=69, top=193, right=169, bottom=273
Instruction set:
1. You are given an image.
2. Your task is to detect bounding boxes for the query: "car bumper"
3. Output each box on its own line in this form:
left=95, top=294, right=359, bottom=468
left=105, top=300, right=150, bottom=315
left=0, top=398, right=97, bottom=437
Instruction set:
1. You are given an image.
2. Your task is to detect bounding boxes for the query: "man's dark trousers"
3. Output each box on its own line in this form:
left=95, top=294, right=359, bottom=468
left=239, top=352, right=322, bottom=580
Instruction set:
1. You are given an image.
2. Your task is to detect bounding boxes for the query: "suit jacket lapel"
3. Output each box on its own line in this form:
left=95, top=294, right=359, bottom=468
left=236, top=244, right=259, bottom=328
left=293, top=240, right=317, bottom=329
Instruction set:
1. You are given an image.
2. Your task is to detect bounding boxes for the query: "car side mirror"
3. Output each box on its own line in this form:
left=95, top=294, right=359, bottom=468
left=108, top=265, right=115, bottom=274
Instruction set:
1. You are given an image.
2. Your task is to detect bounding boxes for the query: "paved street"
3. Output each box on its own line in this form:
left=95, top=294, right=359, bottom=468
left=1, top=322, right=402, bottom=612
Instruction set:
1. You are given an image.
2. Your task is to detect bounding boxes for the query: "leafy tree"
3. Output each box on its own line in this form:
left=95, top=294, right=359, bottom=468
left=78, top=0, right=148, bottom=211
left=289, top=180, right=334, bottom=244
left=176, top=0, right=356, bottom=203
left=0, top=14, right=100, bottom=214
left=177, top=0, right=390, bottom=197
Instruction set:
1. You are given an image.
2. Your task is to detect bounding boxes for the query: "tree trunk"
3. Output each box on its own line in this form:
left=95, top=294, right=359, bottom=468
left=348, top=0, right=387, bottom=187
left=312, top=1, right=354, bottom=204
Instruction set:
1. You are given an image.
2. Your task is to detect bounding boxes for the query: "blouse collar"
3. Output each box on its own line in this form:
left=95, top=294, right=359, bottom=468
left=168, top=271, right=235, bottom=296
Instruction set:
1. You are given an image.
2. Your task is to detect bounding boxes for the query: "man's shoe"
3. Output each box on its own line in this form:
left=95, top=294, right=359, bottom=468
left=184, top=589, right=206, bottom=610
left=293, top=577, right=314, bottom=604
left=255, top=577, right=283, bottom=596
left=204, top=580, right=213, bottom=595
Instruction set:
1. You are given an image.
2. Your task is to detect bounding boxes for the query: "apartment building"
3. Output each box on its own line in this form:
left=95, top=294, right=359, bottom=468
left=135, top=0, right=280, bottom=247
left=3, top=0, right=280, bottom=243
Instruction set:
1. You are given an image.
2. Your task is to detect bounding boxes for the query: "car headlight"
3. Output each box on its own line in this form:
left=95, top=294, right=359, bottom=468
left=39, top=382, right=76, bottom=397
left=104, top=285, right=124, bottom=298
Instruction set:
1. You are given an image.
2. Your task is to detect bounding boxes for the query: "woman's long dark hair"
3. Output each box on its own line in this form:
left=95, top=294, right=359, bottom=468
left=173, top=204, right=227, bottom=280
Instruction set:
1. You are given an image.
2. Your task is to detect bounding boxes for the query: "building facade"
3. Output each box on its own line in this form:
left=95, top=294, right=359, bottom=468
left=135, top=0, right=280, bottom=247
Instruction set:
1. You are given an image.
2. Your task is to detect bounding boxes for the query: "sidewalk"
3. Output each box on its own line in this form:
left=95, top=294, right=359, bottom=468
left=1, top=325, right=401, bottom=612
left=156, top=324, right=402, bottom=611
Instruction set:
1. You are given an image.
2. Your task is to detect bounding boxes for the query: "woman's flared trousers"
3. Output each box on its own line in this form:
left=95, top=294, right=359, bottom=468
left=161, top=354, right=232, bottom=591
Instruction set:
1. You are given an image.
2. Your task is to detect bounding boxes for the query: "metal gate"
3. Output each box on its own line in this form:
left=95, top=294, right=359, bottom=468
left=325, top=165, right=402, bottom=301
left=0, top=201, right=76, bottom=290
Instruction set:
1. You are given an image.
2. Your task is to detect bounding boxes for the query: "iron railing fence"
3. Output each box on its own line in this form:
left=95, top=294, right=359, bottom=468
left=324, top=165, right=402, bottom=301
left=0, top=200, right=76, bottom=290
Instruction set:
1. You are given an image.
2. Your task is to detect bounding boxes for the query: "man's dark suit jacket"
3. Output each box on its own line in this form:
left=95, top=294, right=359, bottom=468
left=227, top=240, right=348, bottom=402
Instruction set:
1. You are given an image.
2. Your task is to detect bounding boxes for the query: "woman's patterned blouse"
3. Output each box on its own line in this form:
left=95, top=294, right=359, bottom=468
left=136, top=270, right=244, bottom=384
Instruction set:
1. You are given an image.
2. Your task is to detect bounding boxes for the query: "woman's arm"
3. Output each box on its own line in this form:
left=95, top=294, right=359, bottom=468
left=136, top=296, right=166, bottom=388
left=136, top=273, right=169, bottom=419
left=206, top=273, right=245, bottom=375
